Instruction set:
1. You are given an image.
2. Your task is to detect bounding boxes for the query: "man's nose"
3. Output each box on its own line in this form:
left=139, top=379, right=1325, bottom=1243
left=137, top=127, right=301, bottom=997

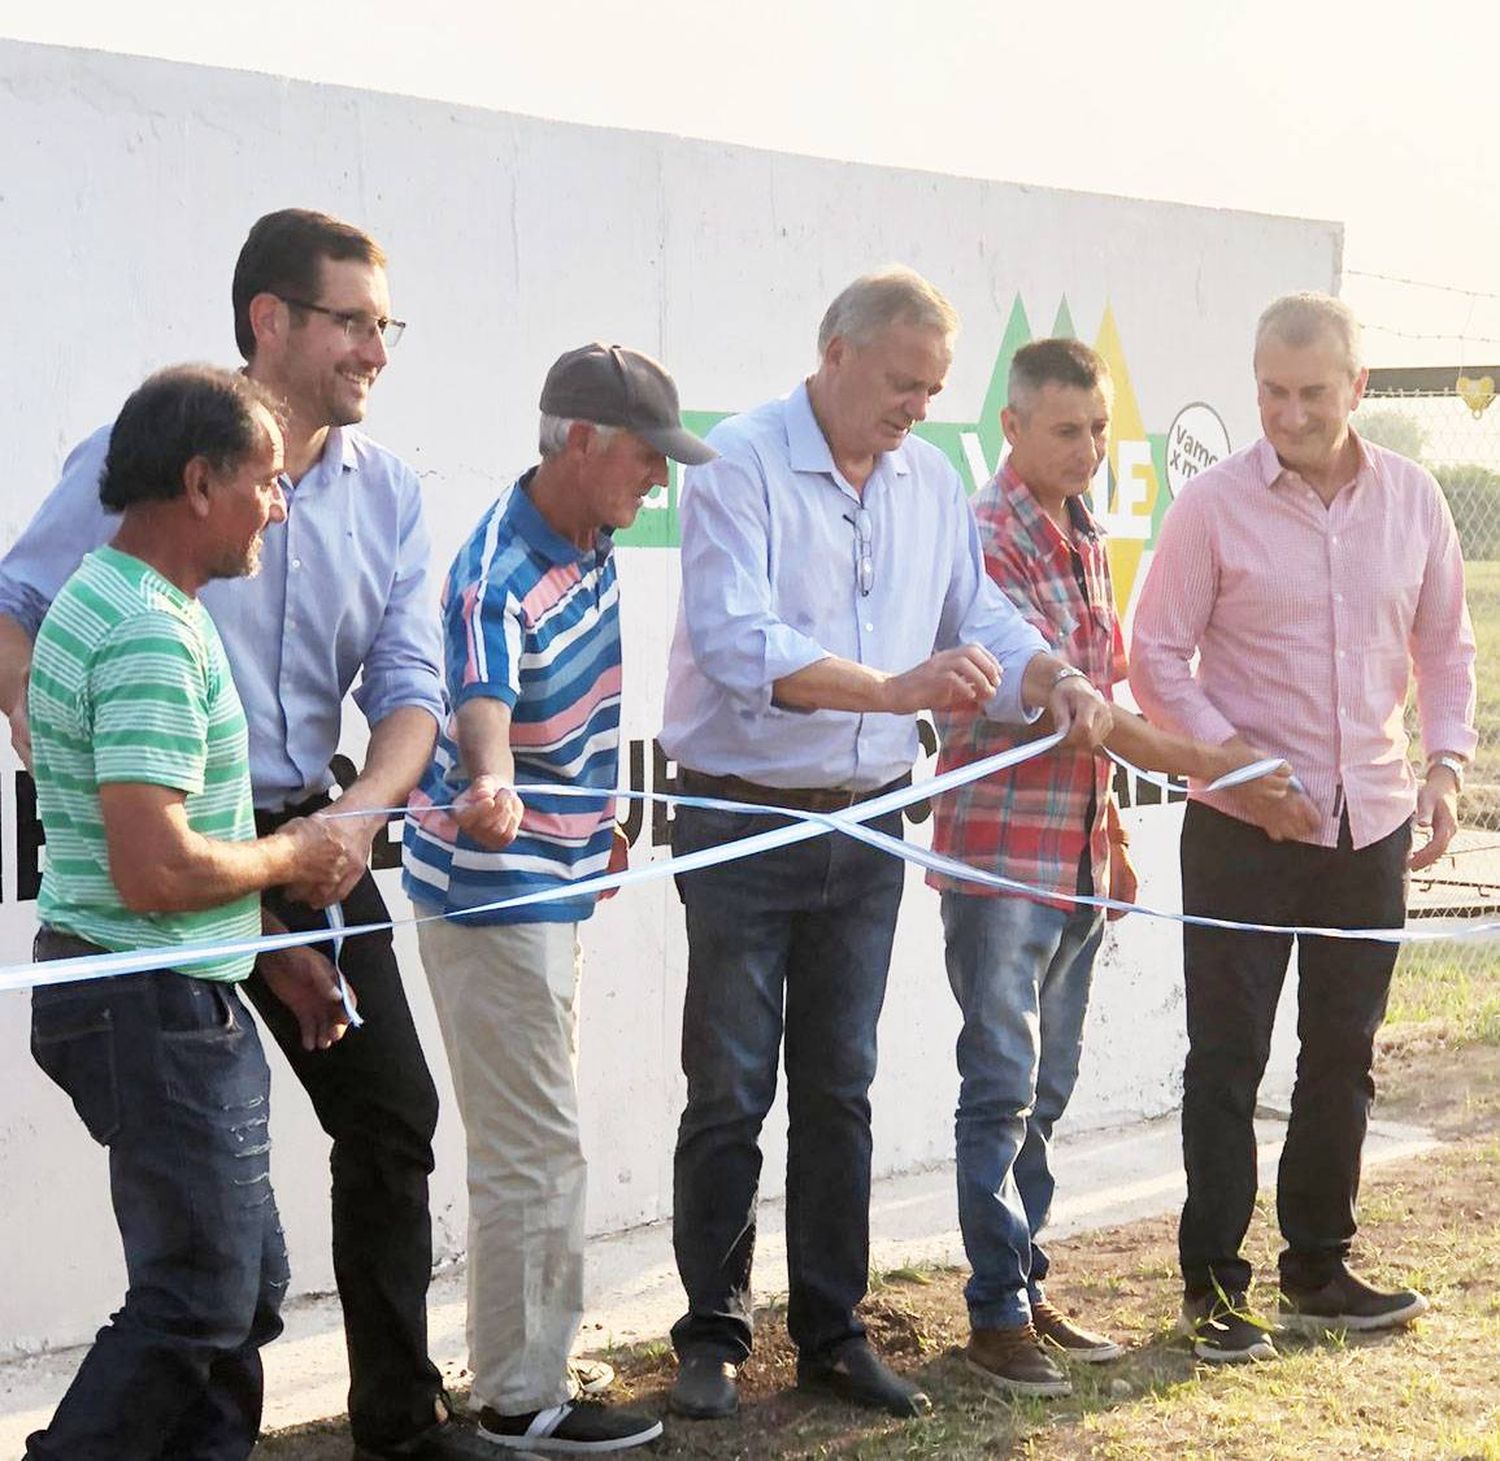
left=359, top=329, right=389, bottom=370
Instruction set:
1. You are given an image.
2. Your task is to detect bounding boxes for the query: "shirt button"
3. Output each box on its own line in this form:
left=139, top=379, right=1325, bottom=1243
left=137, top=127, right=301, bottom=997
left=864, top=622, right=874, bottom=632
left=1334, top=593, right=1344, bottom=603
left=292, top=558, right=302, bottom=569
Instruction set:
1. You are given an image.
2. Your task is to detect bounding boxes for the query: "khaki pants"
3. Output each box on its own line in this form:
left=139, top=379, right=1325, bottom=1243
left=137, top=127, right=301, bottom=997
left=417, top=913, right=585, bottom=1415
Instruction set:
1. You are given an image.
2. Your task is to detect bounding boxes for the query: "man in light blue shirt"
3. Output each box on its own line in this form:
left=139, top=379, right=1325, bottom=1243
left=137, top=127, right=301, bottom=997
left=660, top=266, right=1113, bottom=1422
left=0, top=211, right=484, bottom=1461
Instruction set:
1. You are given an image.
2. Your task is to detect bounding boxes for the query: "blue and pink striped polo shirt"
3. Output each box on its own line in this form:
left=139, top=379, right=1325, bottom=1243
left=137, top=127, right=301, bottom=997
left=402, top=472, right=621, bottom=924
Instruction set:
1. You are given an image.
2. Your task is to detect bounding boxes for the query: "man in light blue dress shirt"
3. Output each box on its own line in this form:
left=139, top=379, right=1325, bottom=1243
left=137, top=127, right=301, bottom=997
left=0, top=211, right=490, bottom=1461
left=659, top=266, right=1114, bottom=1421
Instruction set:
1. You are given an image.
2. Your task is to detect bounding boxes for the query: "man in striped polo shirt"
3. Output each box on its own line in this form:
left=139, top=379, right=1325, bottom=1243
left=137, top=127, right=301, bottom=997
left=26, top=365, right=349, bottom=1460
left=403, top=344, right=714, bottom=1453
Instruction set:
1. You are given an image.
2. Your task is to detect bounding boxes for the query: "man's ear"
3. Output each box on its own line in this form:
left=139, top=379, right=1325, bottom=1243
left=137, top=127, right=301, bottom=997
left=246, top=292, right=285, bottom=355
left=566, top=420, right=597, bottom=456
left=1000, top=405, right=1022, bottom=449
left=1350, top=365, right=1370, bottom=412
left=181, top=455, right=215, bottom=519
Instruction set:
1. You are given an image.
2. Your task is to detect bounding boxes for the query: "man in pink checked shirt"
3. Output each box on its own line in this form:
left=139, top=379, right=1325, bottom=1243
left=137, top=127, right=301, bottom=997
left=1131, top=292, right=1477, bottom=1365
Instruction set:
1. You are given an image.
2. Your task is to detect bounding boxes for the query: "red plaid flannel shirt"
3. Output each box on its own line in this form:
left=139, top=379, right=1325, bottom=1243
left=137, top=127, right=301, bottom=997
left=930, top=463, right=1125, bottom=907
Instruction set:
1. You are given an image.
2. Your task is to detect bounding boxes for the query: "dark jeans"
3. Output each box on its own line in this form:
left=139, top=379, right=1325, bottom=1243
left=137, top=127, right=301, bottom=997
left=1178, top=802, right=1410, bottom=1298
left=250, top=816, right=445, bottom=1451
left=26, top=930, right=289, bottom=1461
left=669, top=801, right=906, bottom=1362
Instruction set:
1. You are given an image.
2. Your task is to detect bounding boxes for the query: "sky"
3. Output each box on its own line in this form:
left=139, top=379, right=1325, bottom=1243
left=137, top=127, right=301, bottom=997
left=4, top=0, right=1500, bottom=367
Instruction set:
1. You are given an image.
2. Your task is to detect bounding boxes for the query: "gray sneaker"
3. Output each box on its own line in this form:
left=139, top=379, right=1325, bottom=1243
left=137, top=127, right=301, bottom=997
left=1178, top=1291, right=1278, bottom=1364
left=1279, top=1268, right=1430, bottom=1335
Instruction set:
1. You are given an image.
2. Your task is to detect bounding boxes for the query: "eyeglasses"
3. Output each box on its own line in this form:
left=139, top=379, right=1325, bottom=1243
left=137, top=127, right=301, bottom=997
left=279, top=297, right=406, bottom=349
left=843, top=507, right=874, bottom=597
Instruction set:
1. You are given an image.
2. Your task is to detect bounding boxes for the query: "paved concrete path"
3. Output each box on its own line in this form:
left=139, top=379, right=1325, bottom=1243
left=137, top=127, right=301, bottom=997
left=0, top=1110, right=1436, bottom=1452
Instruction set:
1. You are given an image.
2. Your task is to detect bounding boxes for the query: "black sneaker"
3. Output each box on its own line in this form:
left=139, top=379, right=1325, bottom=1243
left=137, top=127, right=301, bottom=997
left=1279, top=1267, right=1430, bottom=1334
left=477, top=1400, right=663, bottom=1452
left=1178, top=1291, right=1278, bottom=1364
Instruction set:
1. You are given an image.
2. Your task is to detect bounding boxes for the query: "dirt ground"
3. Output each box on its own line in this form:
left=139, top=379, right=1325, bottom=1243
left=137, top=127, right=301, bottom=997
left=258, top=1037, right=1500, bottom=1460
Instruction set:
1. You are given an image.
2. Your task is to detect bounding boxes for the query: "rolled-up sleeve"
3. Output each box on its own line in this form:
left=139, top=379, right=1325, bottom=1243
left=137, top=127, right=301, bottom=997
left=939, top=490, right=1047, bottom=726
left=1411, top=479, right=1479, bottom=760
left=1128, top=489, right=1240, bottom=745
left=0, top=427, right=116, bottom=636
left=678, top=453, right=829, bottom=709
left=352, top=465, right=444, bottom=730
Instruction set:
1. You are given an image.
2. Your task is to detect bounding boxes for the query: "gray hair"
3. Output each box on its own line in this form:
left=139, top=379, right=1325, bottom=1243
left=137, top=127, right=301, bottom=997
left=816, top=265, right=959, bottom=356
left=538, top=413, right=620, bottom=458
left=1255, top=292, right=1363, bottom=375
left=1007, top=338, right=1112, bottom=414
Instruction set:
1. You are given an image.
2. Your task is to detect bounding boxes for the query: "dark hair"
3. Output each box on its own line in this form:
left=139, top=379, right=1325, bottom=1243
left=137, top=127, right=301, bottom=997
left=231, top=208, right=387, bottom=361
left=100, top=366, right=279, bottom=511
left=1008, top=338, right=1111, bottom=406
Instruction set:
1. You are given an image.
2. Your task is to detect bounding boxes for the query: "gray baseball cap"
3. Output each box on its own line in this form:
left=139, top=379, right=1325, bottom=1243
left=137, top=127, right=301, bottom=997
left=539, top=343, right=717, bottom=466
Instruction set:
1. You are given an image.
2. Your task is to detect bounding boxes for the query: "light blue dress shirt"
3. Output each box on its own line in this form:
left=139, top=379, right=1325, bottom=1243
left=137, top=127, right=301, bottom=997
left=659, top=383, right=1049, bottom=789
left=0, top=423, right=444, bottom=811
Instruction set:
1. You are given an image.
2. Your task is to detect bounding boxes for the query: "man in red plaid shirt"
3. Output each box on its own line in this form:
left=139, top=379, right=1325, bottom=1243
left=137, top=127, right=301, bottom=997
left=931, top=339, right=1274, bottom=1397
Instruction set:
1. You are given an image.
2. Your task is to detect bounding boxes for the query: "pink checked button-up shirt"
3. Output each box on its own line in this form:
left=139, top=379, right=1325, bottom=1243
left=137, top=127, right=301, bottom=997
left=1129, top=433, right=1477, bottom=851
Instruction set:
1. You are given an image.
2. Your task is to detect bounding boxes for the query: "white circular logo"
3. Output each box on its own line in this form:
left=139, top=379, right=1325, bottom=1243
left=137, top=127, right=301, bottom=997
left=1165, top=403, right=1231, bottom=496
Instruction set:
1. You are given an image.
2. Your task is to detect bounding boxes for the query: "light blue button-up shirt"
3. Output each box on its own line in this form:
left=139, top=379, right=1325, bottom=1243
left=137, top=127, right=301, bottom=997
left=659, top=383, right=1048, bottom=789
left=0, top=423, right=443, bottom=811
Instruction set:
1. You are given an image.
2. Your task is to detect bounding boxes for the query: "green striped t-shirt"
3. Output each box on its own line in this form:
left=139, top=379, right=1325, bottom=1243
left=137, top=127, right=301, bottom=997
left=31, top=546, right=259, bottom=982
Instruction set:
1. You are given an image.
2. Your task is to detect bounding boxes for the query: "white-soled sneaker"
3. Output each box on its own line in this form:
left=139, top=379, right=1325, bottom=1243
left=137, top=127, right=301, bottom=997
left=477, top=1400, right=662, bottom=1452
left=1279, top=1268, right=1430, bottom=1334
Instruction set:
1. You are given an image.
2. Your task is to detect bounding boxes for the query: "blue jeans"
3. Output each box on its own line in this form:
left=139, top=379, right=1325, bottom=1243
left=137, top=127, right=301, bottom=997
left=26, top=930, right=289, bottom=1461
left=941, top=890, right=1104, bottom=1330
left=669, top=802, right=905, bottom=1361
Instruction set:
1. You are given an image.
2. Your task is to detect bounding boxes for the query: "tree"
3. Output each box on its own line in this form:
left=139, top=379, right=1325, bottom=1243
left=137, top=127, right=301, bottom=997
left=1434, top=463, right=1500, bottom=558
left=1354, top=408, right=1427, bottom=460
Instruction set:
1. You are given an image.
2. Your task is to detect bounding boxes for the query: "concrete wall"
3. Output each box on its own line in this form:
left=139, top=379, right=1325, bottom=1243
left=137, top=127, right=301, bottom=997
left=0, top=38, right=1338, bottom=1354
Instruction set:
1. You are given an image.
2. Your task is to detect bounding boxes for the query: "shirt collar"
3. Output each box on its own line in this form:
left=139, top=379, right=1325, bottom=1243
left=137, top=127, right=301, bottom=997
left=281, top=426, right=355, bottom=496
left=508, top=467, right=614, bottom=569
left=1254, top=429, right=1373, bottom=496
left=999, top=460, right=1104, bottom=555
left=785, top=382, right=912, bottom=483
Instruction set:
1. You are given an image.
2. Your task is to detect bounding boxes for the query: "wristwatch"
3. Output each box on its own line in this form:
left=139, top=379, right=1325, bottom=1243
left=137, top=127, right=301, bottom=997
left=1427, top=754, right=1466, bottom=792
left=1049, top=664, right=1091, bottom=692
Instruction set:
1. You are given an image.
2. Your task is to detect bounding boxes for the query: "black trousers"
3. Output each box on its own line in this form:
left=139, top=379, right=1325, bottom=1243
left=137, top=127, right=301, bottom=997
left=254, top=804, right=444, bottom=1450
left=1178, top=802, right=1410, bottom=1298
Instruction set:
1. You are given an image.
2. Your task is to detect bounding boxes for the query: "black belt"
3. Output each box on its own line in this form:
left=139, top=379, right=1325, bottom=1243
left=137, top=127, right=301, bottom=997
left=676, top=768, right=910, bottom=815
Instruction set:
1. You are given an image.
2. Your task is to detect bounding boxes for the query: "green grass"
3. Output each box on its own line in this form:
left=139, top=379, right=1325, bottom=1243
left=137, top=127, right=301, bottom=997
left=1462, top=559, right=1500, bottom=795
left=1387, top=943, right=1500, bottom=1046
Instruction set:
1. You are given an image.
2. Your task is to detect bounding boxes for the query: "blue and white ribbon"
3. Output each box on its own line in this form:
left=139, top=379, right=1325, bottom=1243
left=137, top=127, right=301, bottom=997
left=3, top=732, right=1492, bottom=999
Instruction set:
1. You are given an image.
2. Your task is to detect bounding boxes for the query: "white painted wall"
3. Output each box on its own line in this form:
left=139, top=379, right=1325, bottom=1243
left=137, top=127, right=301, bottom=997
left=0, top=38, right=1335, bottom=1355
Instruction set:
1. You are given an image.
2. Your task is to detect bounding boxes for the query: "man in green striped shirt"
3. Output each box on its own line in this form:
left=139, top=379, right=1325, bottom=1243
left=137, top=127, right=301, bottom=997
left=25, top=365, right=349, bottom=1461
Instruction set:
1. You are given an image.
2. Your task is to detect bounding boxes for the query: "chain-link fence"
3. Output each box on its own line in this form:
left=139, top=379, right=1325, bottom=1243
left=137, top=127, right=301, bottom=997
left=1353, top=369, right=1500, bottom=1010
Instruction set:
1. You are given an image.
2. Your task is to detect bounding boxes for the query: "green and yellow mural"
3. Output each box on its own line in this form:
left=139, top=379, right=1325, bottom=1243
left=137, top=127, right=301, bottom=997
left=616, top=296, right=1226, bottom=619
